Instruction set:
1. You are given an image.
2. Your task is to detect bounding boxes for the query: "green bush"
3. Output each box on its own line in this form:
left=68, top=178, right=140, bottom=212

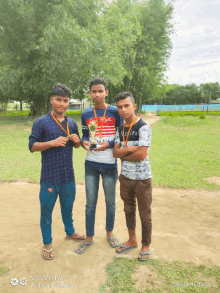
left=0, top=111, right=29, bottom=116
left=0, top=109, right=82, bottom=117
left=158, top=111, right=220, bottom=117
left=66, top=110, right=82, bottom=115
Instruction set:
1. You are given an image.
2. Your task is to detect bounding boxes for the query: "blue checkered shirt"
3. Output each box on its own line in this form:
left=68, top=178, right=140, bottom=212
left=29, top=112, right=80, bottom=183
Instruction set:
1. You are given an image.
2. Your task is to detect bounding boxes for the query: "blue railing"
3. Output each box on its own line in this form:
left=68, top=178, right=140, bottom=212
left=142, top=104, right=220, bottom=113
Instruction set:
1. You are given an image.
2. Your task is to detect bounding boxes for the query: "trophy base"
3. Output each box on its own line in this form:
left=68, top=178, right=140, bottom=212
left=89, top=143, right=97, bottom=150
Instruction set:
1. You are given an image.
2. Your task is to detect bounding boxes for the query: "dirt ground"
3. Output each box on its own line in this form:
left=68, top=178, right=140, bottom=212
left=0, top=114, right=220, bottom=293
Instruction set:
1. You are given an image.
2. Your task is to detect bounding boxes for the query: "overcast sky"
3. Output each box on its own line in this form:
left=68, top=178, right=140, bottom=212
left=166, top=0, right=220, bottom=85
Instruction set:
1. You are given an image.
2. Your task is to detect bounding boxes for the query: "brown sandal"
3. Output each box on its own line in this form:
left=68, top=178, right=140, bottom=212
left=65, top=233, right=86, bottom=242
left=42, top=248, right=53, bottom=260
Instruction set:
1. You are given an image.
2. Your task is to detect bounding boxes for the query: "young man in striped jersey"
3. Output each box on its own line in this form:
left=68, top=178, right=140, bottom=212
left=75, top=78, right=122, bottom=253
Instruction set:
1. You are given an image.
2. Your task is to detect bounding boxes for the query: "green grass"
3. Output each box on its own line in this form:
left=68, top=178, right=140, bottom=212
left=0, top=114, right=219, bottom=190
left=66, top=110, right=82, bottom=115
left=0, top=109, right=82, bottom=115
left=158, top=111, right=220, bottom=116
left=0, top=261, right=10, bottom=277
left=150, top=115, right=220, bottom=190
left=0, top=114, right=86, bottom=182
left=98, top=258, right=220, bottom=293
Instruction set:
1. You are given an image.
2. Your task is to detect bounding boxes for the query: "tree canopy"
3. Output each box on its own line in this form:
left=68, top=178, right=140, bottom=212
left=0, top=0, right=174, bottom=113
left=151, top=82, right=220, bottom=105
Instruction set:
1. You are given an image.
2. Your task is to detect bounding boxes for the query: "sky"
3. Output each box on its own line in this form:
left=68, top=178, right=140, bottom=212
left=166, top=0, right=220, bottom=85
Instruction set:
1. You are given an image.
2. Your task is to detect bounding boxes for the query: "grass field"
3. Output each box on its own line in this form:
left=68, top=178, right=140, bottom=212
left=158, top=111, right=220, bottom=116
left=1, top=113, right=219, bottom=190
left=98, top=257, right=220, bottom=293
left=150, top=115, right=220, bottom=190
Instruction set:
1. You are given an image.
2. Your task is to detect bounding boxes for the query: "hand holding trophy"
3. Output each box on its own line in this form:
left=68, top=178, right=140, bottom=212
left=88, top=120, right=98, bottom=150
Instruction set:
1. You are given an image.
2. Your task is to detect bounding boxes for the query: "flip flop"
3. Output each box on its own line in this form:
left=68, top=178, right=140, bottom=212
left=107, top=235, right=119, bottom=248
left=65, top=233, right=86, bottom=242
left=138, top=249, right=152, bottom=261
left=42, top=248, right=53, bottom=260
left=115, top=242, right=137, bottom=254
left=75, top=240, right=95, bottom=254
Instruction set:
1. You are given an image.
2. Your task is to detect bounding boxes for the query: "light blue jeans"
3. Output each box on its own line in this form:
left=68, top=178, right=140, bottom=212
left=85, top=165, right=118, bottom=237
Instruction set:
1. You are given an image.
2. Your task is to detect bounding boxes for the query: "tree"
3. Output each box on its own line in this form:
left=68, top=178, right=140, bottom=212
left=200, top=82, right=220, bottom=104
left=0, top=0, right=174, bottom=113
left=121, top=0, right=174, bottom=110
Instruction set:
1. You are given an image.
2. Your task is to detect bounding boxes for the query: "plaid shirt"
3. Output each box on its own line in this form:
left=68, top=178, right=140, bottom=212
left=29, top=112, right=80, bottom=183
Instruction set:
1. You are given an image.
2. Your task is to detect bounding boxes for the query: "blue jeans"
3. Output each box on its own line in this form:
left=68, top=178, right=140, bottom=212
left=39, top=181, right=76, bottom=244
left=85, top=165, right=118, bottom=237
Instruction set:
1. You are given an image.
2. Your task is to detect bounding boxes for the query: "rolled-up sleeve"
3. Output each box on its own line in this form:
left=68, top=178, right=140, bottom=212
left=29, top=120, right=44, bottom=152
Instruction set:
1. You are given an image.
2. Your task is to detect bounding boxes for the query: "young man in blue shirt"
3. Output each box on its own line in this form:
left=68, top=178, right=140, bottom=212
left=29, top=83, right=85, bottom=260
left=75, top=78, right=122, bottom=253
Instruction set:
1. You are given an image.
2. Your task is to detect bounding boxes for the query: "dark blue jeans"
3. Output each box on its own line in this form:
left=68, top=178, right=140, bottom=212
left=85, top=165, right=118, bottom=237
left=39, top=181, right=76, bottom=244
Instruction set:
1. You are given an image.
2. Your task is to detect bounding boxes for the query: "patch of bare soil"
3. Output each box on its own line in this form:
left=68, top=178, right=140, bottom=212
left=137, top=112, right=161, bottom=125
left=0, top=114, right=219, bottom=293
left=204, top=176, right=220, bottom=186
left=132, top=266, right=165, bottom=291
left=11, top=178, right=33, bottom=183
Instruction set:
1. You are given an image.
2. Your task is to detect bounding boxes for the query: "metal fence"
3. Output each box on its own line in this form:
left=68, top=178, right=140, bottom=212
left=142, top=104, right=220, bottom=113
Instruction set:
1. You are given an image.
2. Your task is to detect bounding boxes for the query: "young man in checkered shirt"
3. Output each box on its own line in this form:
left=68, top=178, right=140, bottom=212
left=29, top=83, right=85, bottom=260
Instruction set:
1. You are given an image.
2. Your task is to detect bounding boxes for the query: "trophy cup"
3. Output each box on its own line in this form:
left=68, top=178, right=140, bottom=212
left=88, top=120, right=98, bottom=150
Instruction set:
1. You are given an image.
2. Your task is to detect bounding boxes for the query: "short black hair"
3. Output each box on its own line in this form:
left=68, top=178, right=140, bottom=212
left=52, top=83, right=72, bottom=97
left=89, top=78, right=107, bottom=90
left=114, top=91, right=135, bottom=104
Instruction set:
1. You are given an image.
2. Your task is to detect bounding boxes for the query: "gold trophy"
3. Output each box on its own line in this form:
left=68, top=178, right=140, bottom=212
left=88, top=120, right=98, bottom=150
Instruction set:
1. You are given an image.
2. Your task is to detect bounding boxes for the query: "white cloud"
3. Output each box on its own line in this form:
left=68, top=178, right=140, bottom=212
left=167, top=0, right=220, bottom=85
left=190, top=58, right=220, bottom=66
left=166, top=62, right=220, bottom=85
left=177, top=25, right=208, bottom=37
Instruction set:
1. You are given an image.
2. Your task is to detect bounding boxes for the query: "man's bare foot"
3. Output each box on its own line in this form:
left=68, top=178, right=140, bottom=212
left=75, top=236, right=94, bottom=253
left=107, top=231, right=119, bottom=248
left=107, top=231, right=114, bottom=239
left=65, top=232, right=86, bottom=242
left=138, top=245, right=152, bottom=260
left=79, top=236, right=93, bottom=246
left=141, top=245, right=150, bottom=253
left=115, top=240, right=137, bottom=253
left=42, top=243, right=53, bottom=260
left=75, top=238, right=95, bottom=254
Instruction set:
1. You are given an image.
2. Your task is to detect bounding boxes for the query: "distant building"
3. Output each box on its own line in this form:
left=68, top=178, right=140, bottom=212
left=69, top=99, right=90, bottom=110
left=210, top=98, right=220, bottom=104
